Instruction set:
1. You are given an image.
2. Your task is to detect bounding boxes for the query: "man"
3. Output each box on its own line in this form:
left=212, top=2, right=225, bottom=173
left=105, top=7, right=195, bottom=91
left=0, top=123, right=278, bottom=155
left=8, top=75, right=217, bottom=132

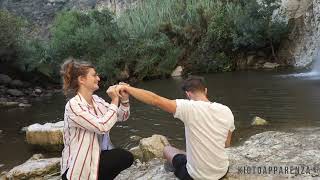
left=116, top=76, right=235, bottom=180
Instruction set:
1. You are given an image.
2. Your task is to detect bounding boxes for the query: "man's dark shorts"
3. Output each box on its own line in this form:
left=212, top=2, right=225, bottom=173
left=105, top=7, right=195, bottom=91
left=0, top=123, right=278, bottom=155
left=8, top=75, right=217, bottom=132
left=172, top=154, right=193, bottom=180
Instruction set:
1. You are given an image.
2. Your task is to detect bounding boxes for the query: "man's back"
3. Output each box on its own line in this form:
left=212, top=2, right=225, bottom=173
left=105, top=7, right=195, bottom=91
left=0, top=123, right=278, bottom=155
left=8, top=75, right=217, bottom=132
left=174, top=99, right=235, bottom=180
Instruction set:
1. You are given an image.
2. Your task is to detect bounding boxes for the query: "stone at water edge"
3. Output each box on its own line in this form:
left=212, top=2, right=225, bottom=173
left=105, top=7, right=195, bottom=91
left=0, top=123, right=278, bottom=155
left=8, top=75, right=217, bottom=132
left=5, top=154, right=60, bottom=180
left=26, top=121, right=64, bottom=151
left=251, top=116, right=269, bottom=126
left=263, top=62, right=280, bottom=69
left=171, top=66, right=183, bottom=77
left=0, top=101, right=20, bottom=107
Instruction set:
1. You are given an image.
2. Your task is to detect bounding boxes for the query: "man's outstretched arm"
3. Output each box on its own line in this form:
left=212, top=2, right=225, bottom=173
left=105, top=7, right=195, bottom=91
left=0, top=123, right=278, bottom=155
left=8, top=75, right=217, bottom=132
left=118, top=86, right=177, bottom=114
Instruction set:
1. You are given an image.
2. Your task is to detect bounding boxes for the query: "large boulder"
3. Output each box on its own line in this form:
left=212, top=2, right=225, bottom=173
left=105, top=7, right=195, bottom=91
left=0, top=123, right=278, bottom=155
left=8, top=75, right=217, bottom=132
left=26, top=121, right=64, bottom=151
left=123, top=129, right=320, bottom=179
left=130, top=134, right=170, bottom=162
left=225, top=128, right=320, bottom=179
left=4, top=154, right=60, bottom=180
left=116, top=159, right=176, bottom=180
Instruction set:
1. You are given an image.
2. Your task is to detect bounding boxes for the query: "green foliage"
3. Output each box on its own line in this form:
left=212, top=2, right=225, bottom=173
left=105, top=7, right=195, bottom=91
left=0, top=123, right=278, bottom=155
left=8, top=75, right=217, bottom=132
left=0, top=10, right=25, bottom=62
left=4, top=0, right=288, bottom=82
left=231, top=0, right=288, bottom=50
left=50, top=10, right=120, bottom=64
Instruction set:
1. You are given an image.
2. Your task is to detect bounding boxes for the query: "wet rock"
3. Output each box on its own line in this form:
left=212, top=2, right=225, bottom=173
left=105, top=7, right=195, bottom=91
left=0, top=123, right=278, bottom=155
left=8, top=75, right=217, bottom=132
left=171, top=66, right=183, bottom=77
left=0, top=101, right=20, bottom=107
left=26, top=121, right=64, bottom=151
left=0, top=74, right=12, bottom=85
left=5, top=154, right=60, bottom=180
left=7, top=89, right=24, bottom=97
left=34, top=88, right=42, bottom=95
left=251, top=116, right=269, bottom=126
left=18, top=103, right=32, bottom=107
left=10, top=80, right=24, bottom=88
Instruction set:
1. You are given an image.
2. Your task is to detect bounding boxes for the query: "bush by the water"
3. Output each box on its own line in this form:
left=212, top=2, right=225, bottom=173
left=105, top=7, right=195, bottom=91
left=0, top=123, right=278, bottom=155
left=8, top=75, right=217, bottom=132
left=2, top=0, right=288, bottom=82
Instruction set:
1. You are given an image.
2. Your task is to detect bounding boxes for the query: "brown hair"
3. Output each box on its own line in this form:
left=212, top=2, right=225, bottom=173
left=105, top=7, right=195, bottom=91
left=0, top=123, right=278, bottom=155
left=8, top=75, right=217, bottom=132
left=181, top=75, right=206, bottom=93
left=60, top=57, right=94, bottom=96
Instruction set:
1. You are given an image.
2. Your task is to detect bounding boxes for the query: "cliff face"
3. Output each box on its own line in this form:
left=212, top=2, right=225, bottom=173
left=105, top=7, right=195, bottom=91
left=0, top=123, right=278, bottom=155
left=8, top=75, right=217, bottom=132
left=279, top=0, right=320, bottom=67
left=0, top=0, right=137, bottom=38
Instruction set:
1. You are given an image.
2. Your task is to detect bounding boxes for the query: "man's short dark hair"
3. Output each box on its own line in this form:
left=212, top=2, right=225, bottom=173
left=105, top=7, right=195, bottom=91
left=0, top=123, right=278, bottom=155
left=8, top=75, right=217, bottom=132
left=181, top=75, right=206, bottom=93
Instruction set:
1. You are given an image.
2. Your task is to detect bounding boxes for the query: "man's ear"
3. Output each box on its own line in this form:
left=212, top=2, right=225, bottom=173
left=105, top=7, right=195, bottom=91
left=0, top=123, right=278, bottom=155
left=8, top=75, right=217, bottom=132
left=185, top=91, right=191, bottom=99
left=205, top=88, right=208, bottom=95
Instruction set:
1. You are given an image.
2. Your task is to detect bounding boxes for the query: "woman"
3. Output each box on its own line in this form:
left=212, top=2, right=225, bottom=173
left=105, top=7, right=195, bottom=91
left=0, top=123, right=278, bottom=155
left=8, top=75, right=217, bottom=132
left=60, top=57, right=133, bottom=180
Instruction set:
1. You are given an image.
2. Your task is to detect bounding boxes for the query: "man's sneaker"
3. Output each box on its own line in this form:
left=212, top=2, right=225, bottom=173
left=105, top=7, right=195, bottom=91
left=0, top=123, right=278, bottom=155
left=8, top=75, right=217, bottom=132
left=164, top=161, right=175, bottom=172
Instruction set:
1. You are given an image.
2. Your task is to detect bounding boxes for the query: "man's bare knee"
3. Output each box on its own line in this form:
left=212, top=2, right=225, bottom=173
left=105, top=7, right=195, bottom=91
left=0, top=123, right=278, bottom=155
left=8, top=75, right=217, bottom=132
left=163, top=145, right=185, bottom=164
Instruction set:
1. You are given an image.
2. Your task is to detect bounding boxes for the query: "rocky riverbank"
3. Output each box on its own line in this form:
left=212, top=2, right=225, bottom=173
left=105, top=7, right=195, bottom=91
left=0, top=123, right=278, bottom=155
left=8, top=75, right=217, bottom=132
left=1, top=128, right=319, bottom=179
left=0, top=74, right=61, bottom=108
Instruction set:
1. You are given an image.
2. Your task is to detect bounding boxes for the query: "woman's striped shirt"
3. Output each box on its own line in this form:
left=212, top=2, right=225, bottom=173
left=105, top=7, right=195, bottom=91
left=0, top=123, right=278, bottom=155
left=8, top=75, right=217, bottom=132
left=61, top=94, right=130, bottom=180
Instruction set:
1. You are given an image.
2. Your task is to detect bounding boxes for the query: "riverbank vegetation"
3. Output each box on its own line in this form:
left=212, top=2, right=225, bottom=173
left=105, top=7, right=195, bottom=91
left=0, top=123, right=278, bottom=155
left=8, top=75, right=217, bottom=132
left=0, top=0, right=288, bottom=83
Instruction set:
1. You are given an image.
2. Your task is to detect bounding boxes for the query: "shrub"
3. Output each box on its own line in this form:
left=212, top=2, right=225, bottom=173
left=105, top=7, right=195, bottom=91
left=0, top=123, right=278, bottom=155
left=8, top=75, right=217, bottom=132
left=0, top=10, right=25, bottom=63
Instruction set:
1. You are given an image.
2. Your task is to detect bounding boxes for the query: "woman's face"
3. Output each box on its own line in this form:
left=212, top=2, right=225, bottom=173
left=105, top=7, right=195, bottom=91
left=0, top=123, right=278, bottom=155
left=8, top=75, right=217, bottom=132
left=80, top=68, right=100, bottom=92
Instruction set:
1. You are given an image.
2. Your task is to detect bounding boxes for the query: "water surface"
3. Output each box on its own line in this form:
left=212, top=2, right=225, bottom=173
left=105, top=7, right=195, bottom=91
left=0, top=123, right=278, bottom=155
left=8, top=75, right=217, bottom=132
left=1, top=70, right=319, bottom=171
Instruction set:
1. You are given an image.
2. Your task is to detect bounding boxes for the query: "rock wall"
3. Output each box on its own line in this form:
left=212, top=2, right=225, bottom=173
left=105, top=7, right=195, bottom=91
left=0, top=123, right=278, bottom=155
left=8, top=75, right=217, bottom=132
left=279, top=0, right=320, bottom=67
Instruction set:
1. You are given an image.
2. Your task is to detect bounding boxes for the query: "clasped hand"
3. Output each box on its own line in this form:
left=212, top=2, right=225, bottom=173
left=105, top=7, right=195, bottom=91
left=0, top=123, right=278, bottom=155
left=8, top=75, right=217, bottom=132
left=106, top=82, right=130, bottom=103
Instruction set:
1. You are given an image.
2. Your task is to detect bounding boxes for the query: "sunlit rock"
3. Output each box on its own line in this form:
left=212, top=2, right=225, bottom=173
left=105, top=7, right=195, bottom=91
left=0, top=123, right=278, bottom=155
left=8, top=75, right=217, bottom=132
left=5, top=154, right=60, bottom=180
left=171, top=66, right=183, bottom=77
left=251, top=116, right=269, bottom=126
left=26, top=121, right=64, bottom=150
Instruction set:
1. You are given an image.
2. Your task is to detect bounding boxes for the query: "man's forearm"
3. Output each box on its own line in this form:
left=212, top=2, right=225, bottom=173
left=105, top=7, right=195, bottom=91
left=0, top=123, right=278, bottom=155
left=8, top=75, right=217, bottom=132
left=125, top=86, right=160, bottom=106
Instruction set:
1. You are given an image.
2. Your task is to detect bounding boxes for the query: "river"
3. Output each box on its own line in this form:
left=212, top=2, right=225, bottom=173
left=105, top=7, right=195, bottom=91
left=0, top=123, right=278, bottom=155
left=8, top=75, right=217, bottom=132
left=0, top=70, right=319, bottom=172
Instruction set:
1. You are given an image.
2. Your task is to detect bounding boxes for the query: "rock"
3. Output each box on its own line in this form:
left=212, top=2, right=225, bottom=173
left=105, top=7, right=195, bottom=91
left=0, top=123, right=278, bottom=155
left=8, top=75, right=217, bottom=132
left=10, top=80, right=24, bottom=88
left=226, top=128, right=320, bottom=179
left=116, top=159, right=176, bottom=180
left=0, top=101, right=20, bottom=107
left=0, top=74, right=12, bottom=85
left=26, top=121, right=64, bottom=150
left=138, top=134, right=170, bottom=162
left=18, top=103, right=32, bottom=107
left=171, top=66, right=183, bottom=77
left=5, top=154, right=60, bottom=180
left=263, top=62, right=280, bottom=69
left=251, top=116, right=269, bottom=126
left=277, top=0, right=317, bottom=67
left=34, top=88, right=42, bottom=95
left=7, top=89, right=24, bottom=97
left=130, top=146, right=144, bottom=161
left=0, top=130, right=3, bottom=134
left=246, top=55, right=256, bottom=66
